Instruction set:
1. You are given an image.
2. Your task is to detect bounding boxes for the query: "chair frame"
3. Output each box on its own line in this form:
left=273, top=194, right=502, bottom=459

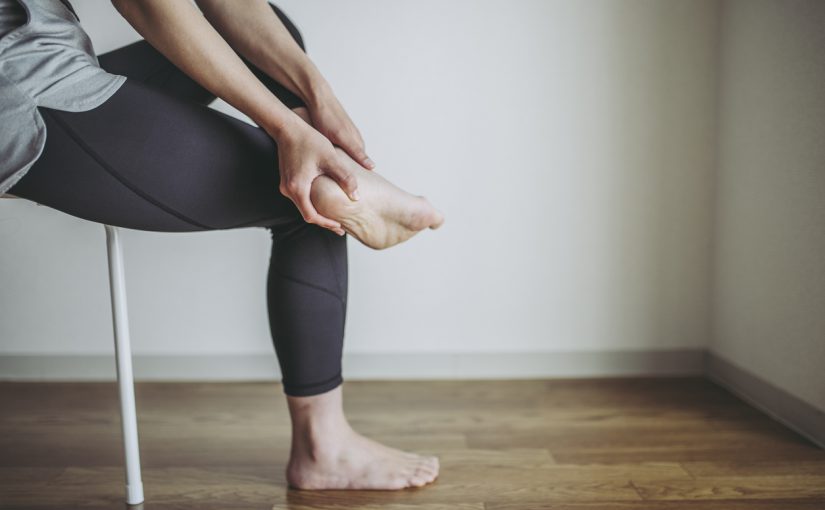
left=105, top=224, right=145, bottom=505
left=2, top=194, right=144, bottom=505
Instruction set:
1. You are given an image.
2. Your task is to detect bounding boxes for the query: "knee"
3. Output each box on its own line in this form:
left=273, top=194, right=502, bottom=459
left=269, top=3, right=306, bottom=52
left=269, top=222, right=348, bottom=268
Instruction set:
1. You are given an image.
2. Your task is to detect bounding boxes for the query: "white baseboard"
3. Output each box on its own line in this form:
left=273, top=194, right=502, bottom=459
left=707, top=352, right=825, bottom=449
left=2, top=349, right=822, bottom=450
left=0, top=349, right=706, bottom=381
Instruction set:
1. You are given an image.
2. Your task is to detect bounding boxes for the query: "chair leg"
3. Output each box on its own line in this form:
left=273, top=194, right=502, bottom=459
left=104, top=225, right=145, bottom=506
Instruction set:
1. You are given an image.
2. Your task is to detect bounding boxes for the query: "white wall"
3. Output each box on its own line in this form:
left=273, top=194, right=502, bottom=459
left=711, top=0, right=825, bottom=411
left=0, top=1, right=719, bottom=359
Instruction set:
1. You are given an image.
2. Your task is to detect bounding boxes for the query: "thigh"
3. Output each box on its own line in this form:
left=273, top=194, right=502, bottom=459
left=9, top=78, right=302, bottom=233
left=97, top=38, right=216, bottom=106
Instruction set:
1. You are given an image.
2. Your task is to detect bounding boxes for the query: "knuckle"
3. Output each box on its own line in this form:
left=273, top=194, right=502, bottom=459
left=340, top=171, right=356, bottom=184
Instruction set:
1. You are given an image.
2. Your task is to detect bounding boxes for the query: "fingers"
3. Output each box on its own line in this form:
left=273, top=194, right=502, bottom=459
left=280, top=179, right=344, bottom=234
left=324, top=157, right=361, bottom=202
left=345, top=139, right=374, bottom=171
left=331, top=129, right=375, bottom=171
left=299, top=193, right=340, bottom=231
left=352, top=148, right=375, bottom=171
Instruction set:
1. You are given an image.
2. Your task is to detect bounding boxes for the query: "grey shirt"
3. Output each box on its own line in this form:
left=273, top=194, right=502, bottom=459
left=0, top=0, right=126, bottom=195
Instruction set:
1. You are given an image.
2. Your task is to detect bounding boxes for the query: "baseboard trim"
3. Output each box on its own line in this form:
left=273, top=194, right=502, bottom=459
left=706, top=352, right=825, bottom=449
left=4, top=350, right=821, bottom=450
left=0, top=349, right=706, bottom=381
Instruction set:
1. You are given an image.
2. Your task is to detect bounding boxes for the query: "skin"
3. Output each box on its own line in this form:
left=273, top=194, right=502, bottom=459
left=111, top=0, right=356, bottom=234
left=295, top=107, right=445, bottom=250
left=111, top=0, right=442, bottom=489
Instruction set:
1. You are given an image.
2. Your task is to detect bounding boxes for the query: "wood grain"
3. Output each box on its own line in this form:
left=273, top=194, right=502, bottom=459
left=1, top=378, right=823, bottom=509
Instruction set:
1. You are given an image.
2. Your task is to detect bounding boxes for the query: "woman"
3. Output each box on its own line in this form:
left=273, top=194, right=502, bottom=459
left=1, top=0, right=443, bottom=490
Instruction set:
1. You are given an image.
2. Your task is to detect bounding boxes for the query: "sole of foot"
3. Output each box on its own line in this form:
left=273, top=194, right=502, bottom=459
left=310, top=148, right=445, bottom=250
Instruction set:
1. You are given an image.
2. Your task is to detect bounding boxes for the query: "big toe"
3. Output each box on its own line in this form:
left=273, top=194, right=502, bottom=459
left=413, top=197, right=444, bottom=230
left=430, top=209, right=445, bottom=229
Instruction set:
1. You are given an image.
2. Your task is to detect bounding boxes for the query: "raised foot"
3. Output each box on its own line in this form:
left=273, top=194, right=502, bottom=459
left=310, top=148, right=445, bottom=250
left=286, top=425, right=440, bottom=490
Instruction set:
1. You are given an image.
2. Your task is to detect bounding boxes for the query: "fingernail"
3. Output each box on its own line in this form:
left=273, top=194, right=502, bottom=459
left=364, top=157, right=375, bottom=168
left=352, top=190, right=360, bottom=201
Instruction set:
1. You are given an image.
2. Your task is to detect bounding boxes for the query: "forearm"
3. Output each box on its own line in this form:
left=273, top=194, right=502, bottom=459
left=111, top=0, right=300, bottom=139
left=193, top=0, right=331, bottom=106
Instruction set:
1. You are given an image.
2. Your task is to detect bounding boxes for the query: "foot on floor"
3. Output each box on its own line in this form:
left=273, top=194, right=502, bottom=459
left=286, top=419, right=439, bottom=490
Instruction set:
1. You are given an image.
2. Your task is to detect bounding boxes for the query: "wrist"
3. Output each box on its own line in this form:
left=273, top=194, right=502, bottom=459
left=261, top=106, right=303, bottom=141
left=302, top=75, right=333, bottom=109
left=256, top=52, right=328, bottom=110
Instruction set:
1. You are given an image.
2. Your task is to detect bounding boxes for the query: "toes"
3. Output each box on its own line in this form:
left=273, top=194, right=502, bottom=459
left=425, top=457, right=440, bottom=479
left=408, top=453, right=438, bottom=475
left=415, top=464, right=435, bottom=482
left=417, top=463, right=437, bottom=481
left=409, top=476, right=429, bottom=487
left=396, top=462, right=432, bottom=488
left=430, top=210, right=445, bottom=229
left=412, top=464, right=436, bottom=486
left=405, top=469, right=424, bottom=487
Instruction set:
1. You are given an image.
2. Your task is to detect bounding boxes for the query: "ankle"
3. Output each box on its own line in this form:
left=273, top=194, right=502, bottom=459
left=291, top=417, right=352, bottom=461
left=287, top=390, right=351, bottom=453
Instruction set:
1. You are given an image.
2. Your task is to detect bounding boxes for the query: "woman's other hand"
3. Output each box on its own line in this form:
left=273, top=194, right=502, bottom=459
left=307, top=84, right=375, bottom=171
left=273, top=114, right=358, bottom=235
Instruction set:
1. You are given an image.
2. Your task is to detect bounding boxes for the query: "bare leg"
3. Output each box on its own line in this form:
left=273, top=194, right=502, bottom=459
left=285, top=385, right=440, bottom=489
left=283, top=107, right=440, bottom=489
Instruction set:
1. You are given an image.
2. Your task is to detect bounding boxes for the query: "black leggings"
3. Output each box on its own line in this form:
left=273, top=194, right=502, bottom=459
left=7, top=4, right=347, bottom=397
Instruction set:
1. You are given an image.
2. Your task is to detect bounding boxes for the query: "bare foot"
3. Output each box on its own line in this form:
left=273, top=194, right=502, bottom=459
left=286, top=420, right=440, bottom=490
left=310, top=148, right=444, bottom=250
left=286, top=386, right=440, bottom=490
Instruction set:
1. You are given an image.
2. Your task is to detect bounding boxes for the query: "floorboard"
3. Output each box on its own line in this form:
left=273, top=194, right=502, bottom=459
left=1, top=378, right=823, bottom=509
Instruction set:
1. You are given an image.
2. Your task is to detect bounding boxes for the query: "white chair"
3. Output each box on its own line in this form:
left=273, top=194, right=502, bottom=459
left=1, top=194, right=145, bottom=506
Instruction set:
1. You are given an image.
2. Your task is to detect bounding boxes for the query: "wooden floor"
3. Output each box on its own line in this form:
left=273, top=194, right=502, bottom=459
left=1, top=378, right=824, bottom=509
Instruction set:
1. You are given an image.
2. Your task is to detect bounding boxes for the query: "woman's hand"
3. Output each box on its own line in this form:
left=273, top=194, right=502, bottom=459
left=111, top=0, right=365, bottom=234
left=307, top=84, right=375, bottom=171
left=273, top=115, right=359, bottom=235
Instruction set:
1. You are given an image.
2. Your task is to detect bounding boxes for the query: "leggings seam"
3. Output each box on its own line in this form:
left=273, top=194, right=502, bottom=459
left=272, top=270, right=345, bottom=306
left=44, top=109, right=214, bottom=230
